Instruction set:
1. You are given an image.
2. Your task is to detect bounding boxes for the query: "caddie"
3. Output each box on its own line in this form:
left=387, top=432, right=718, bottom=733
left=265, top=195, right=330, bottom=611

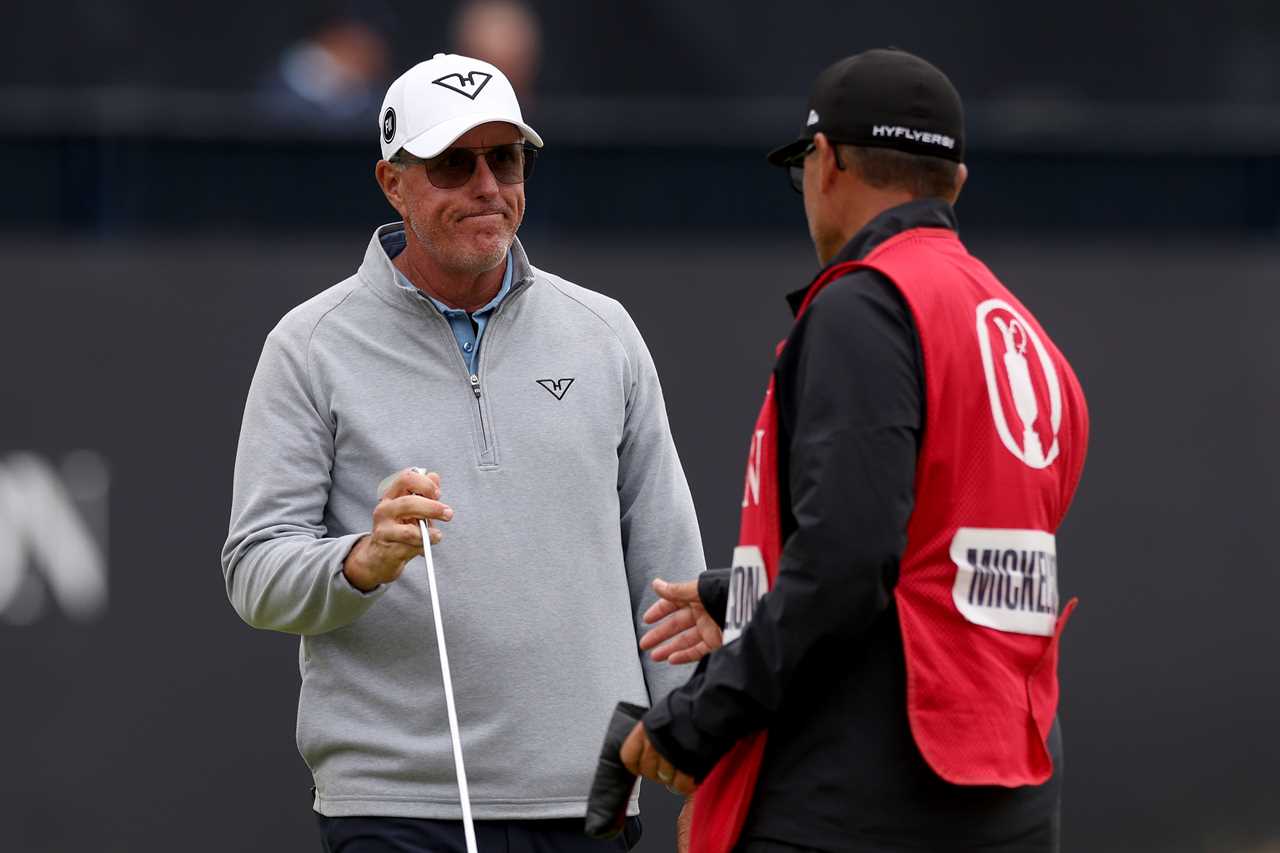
left=627, top=48, right=1090, bottom=853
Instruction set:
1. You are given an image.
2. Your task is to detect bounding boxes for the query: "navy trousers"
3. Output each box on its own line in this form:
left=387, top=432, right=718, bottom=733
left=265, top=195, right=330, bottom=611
left=315, top=814, right=643, bottom=853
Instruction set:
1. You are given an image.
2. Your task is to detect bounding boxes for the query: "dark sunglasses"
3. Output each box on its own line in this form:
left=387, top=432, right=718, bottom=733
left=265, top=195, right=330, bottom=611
left=397, top=143, right=538, bottom=189
left=785, top=142, right=845, bottom=193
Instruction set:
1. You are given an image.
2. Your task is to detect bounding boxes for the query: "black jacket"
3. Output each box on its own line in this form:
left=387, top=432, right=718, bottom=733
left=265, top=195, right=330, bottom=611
left=645, top=199, right=1061, bottom=852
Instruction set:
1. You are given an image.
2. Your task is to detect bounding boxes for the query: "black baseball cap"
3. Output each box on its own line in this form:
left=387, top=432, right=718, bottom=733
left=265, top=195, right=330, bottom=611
left=767, top=48, right=965, bottom=167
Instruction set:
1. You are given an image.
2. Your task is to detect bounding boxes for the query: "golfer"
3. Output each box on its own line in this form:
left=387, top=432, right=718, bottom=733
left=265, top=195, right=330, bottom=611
left=222, top=53, right=704, bottom=852
left=626, top=48, right=1090, bottom=852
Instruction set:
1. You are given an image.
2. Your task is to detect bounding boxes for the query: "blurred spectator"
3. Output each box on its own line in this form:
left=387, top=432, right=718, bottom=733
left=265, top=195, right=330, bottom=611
left=452, top=0, right=542, bottom=106
left=257, top=9, right=393, bottom=128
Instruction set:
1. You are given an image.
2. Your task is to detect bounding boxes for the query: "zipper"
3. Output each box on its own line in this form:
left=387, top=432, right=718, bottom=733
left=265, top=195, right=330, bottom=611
left=469, top=372, right=489, bottom=453
left=464, top=280, right=526, bottom=467
left=413, top=277, right=526, bottom=467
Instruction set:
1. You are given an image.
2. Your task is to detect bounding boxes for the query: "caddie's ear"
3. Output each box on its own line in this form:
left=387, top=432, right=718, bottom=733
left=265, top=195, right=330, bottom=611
left=812, top=132, right=842, bottom=192
left=374, top=159, right=409, bottom=218
left=951, top=162, right=969, bottom=204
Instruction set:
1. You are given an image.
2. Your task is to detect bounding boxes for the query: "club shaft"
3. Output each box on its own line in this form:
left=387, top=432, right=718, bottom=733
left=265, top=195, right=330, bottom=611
left=420, top=520, right=477, bottom=853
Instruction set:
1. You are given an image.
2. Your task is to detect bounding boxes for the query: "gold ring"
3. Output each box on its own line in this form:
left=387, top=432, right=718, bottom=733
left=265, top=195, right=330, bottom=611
left=658, top=768, right=674, bottom=783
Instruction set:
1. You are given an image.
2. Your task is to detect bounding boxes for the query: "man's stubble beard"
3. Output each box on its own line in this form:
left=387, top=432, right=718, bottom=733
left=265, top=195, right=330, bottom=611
left=406, top=207, right=520, bottom=276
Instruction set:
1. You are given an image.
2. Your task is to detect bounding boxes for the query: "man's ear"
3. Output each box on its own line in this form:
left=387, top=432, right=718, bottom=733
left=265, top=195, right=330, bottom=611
left=374, top=160, right=407, bottom=218
left=952, top=162, right=969, bottom=204
left=813, top=132, right=841, bottom=192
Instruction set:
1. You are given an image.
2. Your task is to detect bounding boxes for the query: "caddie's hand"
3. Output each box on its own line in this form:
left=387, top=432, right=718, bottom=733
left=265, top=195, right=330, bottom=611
left=343, top=468, right=452, bottom=592
left=620, top=721, right=696, bottom=796
left=639, top=578, right=723, bottom=664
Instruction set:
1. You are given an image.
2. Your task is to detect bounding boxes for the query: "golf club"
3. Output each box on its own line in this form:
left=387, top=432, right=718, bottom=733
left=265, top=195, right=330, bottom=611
left=418, top=515, right=477, bottom=853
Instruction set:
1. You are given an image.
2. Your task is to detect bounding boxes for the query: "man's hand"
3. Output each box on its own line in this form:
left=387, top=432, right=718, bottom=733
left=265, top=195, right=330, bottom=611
left=619, top=721, right=696, bottom=796
left=343, top=468, right=452, bottom=592
left=639, top=578, right=723, bottom=664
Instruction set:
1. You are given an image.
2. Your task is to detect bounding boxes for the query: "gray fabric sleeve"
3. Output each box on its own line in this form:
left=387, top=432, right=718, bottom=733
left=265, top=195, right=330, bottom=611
left=221, top=324, right=385, bottom=635
left=615, top=314, right=706, bottom=704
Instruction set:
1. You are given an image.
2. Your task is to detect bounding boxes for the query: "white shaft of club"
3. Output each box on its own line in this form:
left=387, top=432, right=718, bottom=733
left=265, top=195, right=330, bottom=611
left=420, top=520, right=477, bottom=853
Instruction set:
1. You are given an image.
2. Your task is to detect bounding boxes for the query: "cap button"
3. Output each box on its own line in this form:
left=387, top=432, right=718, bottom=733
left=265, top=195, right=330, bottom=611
left=434, top=53, right=446, bottom=59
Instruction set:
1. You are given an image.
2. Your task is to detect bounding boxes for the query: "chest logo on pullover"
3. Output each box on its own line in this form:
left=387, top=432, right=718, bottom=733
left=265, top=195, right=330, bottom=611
left=976, top=299, right=1063, bottom=469
left=536, top=378, right=575, bottom=400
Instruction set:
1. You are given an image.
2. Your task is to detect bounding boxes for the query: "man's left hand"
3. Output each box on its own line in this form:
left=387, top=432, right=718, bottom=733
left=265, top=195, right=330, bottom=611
left=620, top=722, right=697, bottom=795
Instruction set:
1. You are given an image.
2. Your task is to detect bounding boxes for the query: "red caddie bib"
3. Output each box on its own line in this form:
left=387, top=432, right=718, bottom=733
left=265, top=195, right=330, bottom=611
left=690, top=227, right=1089, bottom=853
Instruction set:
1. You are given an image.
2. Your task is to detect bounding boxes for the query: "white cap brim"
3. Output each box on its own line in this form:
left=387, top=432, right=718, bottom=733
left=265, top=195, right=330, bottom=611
left=401, top=114, right=543, bottom=159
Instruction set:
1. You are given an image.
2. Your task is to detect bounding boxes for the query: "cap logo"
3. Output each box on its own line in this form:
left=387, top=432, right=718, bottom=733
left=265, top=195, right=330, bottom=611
left=871, top=124, right=955, bottom=150
left=432, top=70, right=493, bottom=101
left=382, top=107, right=396, bottom=144
left=806, top=109, right=820, bottom=127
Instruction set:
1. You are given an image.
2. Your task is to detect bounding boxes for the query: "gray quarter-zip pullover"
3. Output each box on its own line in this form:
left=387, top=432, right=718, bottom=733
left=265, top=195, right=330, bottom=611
left=222, top=224, right=705, bottom=819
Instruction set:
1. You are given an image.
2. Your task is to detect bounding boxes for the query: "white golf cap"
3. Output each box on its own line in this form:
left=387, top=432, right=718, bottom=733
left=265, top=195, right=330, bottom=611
left=378, top=53, right=543, bottom=161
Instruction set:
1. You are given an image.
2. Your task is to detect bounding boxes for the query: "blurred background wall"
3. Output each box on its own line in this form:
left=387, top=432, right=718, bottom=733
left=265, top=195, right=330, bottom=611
left=2, top=2, right=1278, bottom=851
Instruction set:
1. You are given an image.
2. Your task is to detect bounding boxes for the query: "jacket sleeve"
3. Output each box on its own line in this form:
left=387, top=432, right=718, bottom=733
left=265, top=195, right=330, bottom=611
left=698, top=568, right=732, bottom=629
left=644, top=272, right=922, bottom=776
left=615, top=312, right=708, bottom=705
left=221, top=322, right=384, bottom=635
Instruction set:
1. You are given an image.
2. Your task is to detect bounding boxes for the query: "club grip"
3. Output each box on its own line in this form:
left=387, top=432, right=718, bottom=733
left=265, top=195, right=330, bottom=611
left=583, top=701, right=648, bottom=839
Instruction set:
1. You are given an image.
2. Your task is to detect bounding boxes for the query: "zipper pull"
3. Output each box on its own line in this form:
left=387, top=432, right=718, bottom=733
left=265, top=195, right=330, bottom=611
left=470, top=374, right=481, bottom=399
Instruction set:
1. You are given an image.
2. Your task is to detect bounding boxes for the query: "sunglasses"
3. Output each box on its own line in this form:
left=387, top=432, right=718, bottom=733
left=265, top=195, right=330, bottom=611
left=785, top=142, right=845, bottom=193
left=397, top=143, right=538, bottom=190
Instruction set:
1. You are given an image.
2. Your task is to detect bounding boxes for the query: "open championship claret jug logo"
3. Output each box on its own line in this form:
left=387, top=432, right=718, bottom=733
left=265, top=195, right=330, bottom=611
left=976, top=299, right=1063, bottom=470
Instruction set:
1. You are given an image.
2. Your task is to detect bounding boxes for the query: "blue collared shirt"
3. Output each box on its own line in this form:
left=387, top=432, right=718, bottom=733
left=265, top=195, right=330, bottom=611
left=387, top=237, right=513, bottom=374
